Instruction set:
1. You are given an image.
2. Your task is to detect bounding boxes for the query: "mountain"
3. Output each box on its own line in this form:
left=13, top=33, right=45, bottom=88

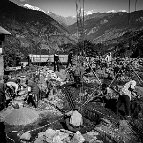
left=22, top=3, right=77, bottom=26
left=23, top=4, right=46, bottom=13
left=68, top=10, right=143, bottom=43
left=49, top=9, right=127, bottom=26
left=0, top=0, right=76, bottom=66
left=47, top=12, right=76, bottom=26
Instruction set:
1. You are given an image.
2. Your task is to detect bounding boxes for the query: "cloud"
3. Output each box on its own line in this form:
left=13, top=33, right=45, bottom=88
left=118, top=10, right=127, bottom=13
left=107, top=10, right=117, bottom=13
left=107, top=10, right=127, bottom=13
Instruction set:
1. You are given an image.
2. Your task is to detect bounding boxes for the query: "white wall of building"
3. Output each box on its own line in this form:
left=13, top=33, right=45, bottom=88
left=29, top=54, right=68, bottom=63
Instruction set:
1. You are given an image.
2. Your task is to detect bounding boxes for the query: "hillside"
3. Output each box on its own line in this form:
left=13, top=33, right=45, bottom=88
left=47, top=12, right=76, bottom=26
left=68, top=11, right=143, bottom=43
left=0, top=0, right=76, bottom=66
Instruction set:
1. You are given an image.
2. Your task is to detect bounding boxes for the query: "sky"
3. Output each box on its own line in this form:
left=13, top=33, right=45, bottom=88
left=10, top=0, right=143, bottom=17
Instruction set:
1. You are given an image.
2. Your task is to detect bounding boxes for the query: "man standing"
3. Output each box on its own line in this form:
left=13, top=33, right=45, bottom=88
left=117, top=80, right=137, bottom=118
left=66, top=51, right=73, bottom=68
left=54, top=53, right=60, bottom=72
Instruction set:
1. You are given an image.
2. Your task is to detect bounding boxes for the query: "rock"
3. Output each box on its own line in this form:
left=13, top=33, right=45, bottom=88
left=101, top=118, right=111, bottom=124
left=73, top=131, right=85, bottom=143
left=87, top=131, right=99, bottom=136
left=83, top=131, right=99, bottom=143
left=45, top=128, right=56, bottom=142
left=119, top=120, right=131, bottom=133
left=58, top=132, right=69, bottom=140
left=34, top=136, right=45, bottom=143
left=20, top=132, right=31, bottom=141
left=53, top=135, right=63, bottom=143
left=38, top=132, right=45, bottom=138
left=94, top=140, right=103, bottom=143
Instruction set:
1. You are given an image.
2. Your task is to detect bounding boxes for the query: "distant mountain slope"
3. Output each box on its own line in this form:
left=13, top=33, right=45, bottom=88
left=47, top=12, right=76, bottom=26
left=68, top=11, right=143, bottom=43
left=0, top=0, right=75, bottom=58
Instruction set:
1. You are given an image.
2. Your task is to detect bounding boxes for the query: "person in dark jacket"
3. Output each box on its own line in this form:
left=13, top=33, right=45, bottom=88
left=25, top=79, right=40, bottom=108
left=0, top=80, right=6, bottom=111
left=117, top=80, right=137, bottom=118
left=66, top=51, right=73, bottom=68
left=0, top=122, right=7, bottom=143
left=54, top=54, right=60, bottom=72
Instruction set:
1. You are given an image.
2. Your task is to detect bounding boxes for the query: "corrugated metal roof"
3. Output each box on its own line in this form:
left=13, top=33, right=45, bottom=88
left=0, top=26, right=11, bottom=35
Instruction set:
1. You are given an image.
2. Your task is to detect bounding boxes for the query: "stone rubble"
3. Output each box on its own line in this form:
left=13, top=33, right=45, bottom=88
left=32, top=128, right=105, bottom=143
left=20, top=131, right=31, bottom=141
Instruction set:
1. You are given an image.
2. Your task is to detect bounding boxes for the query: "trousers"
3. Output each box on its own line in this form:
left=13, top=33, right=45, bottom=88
left=116, top=95, right=130, bottom=116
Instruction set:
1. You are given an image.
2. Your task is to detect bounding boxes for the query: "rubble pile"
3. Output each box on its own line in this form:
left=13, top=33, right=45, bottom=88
left=20, top=128, right=105, bottom=143
left=94, top=119, right=136, bottom=143
left=37, top=99, right=63, bottom=117
left=2, top=57, right=143, bottom=143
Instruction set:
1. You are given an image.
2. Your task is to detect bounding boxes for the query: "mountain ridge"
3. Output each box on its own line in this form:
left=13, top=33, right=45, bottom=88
left=0, top=0, right=75, bottom=67
left=68, top=10, right=143, bottom=43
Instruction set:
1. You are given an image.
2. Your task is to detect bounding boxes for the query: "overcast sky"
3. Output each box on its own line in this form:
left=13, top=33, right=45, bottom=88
left=10, top=0, right=143, bottom=17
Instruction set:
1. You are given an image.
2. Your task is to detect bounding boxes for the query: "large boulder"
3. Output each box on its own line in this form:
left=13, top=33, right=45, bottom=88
left=20, top=132, right=31, bottom=141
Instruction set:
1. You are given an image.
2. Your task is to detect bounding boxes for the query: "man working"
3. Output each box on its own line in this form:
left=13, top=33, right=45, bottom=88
left=64, top=106, right=83, bottom=132
left=25, top=79, right=40, bottom=108
left=117, top=79, right=137, bottom=118
left=6, top=78, right=21, bottom=97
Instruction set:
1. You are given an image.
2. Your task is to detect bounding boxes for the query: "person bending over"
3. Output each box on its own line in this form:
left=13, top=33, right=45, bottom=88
left=6, top=79, right=21, bottom=97
left=64, top=106, right=83, bottom=132
left=25, top=79, right=40, bottom=108
left=117, top=80, right=137, bottom=118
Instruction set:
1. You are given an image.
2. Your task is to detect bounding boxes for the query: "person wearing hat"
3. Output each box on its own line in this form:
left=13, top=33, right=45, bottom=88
left=64, top=106, right=83, bottom=132
left=117, top=79, right=137, bottom=118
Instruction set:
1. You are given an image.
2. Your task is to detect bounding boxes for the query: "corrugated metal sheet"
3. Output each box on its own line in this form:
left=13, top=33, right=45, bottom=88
left=0, top=26, right=11, bottom=35
left=29, top=54, right=68, bottom=63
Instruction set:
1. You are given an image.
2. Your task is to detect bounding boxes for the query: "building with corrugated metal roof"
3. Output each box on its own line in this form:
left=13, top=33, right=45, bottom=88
left=0, top=26, right=11, bottom=77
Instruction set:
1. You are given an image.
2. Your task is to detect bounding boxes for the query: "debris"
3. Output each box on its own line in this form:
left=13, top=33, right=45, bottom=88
left=4, top=107, right=39, bottom=126
left=45, top=128, right=56, bottom=142
left=100, top=118, right=111, bottom=125
left=86, top=131, right=99, bottom=136
left=38, top=132, right=45, bottom=138
left=72, top=131, right=85, bottom=143
left=20, top=131, right=31, bottom=141
left=53, top=135, right=63, bottom=143
left=34, top=136, right=45, bottom=143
